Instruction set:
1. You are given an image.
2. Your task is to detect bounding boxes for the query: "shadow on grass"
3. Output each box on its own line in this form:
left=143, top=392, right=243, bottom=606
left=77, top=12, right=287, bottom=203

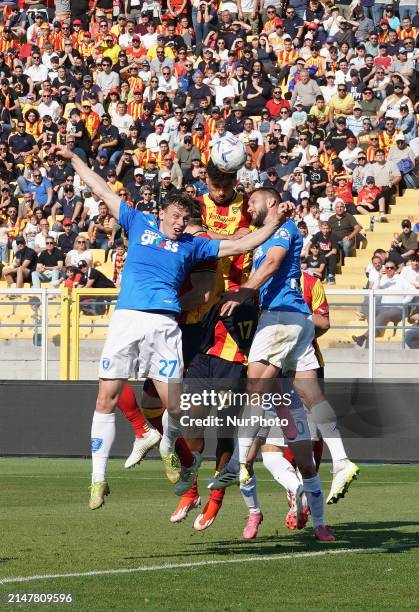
left=123, top=521, right=419, bottom=562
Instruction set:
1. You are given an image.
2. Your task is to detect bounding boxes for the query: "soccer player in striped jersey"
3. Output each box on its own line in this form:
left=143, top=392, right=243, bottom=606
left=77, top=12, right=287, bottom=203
left=202, top=160, right=253, bottom=289
left=171, top=297, right=259, bottom=528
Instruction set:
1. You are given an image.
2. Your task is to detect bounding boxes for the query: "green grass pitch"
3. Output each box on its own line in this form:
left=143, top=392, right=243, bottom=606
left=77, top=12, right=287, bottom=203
left=0, top=459, right=418, bottom=611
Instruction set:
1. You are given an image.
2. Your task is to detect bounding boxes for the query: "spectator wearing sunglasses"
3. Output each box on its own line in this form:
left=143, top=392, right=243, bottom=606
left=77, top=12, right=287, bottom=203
left=88, top=202, right=115, bottom=260
left=134, top=185, right=157, bottom=214
left=65, top=235, right=93, bottom=268
left=32, top=236, right=63, bottom=288
left=352, top=260, right=414, bottom=347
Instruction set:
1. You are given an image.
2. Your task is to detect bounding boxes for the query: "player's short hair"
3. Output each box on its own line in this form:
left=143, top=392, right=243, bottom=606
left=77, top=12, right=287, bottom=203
left=161, top=193, right=194, bottom=215
left=321, top=220, right=331, bottom=228
left=189, top=200, right=203, bottom=225
left=250, top=186, right=282, bottom=204
left=206, top=159, right=237, bottom=184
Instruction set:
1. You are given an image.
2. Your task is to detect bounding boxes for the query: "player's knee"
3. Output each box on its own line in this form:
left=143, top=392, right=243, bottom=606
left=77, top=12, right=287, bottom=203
left=216, top=437, right=234, bottom=456
left=246, top=377, right=263, bottom=396
left=299, top=461, right=317, bottom=479
left=96, top=390, right=119, bottom=414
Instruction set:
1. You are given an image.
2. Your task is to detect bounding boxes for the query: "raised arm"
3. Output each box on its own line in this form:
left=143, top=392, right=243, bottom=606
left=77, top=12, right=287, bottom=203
left=217, top=221, right=276, bottom=257
left=50, top=145, right=121, bottom=220
left=220, top=245, right=287, bottom=315
left=218, top=203, right=291, bottom=258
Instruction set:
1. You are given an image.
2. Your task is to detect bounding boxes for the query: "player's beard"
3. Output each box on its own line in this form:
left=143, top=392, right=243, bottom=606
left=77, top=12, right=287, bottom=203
left=252, top=205, right=268, bottom=228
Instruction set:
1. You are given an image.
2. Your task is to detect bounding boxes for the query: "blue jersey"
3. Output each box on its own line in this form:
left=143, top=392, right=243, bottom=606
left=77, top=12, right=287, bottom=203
left=252, top=219, right=310, bottom=315
left=117, top=201, right=220, bottom=314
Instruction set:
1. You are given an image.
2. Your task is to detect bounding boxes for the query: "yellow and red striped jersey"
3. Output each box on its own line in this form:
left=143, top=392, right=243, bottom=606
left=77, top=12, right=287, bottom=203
left=205, top=116, right=218, bottom=138
left=127, top=101, right=143, bottom=121
left=0, top=35, right=17, bottom=53
left=79, top=41, right=94, bottom=60
left=80, top=110, right=100, bottom=138
left=155, top=150, right=175, bottom=169
left=365, top=145, right=379, bottom=162
left=306, top=55, right=325, bottom=76
left=263, top=17, right=282, bottom=33
left=71, top=31, right=84, bottom=49
left=301, top=271, right=329, bottom=368
left=50, top=31, right=65, bottom=52
left=379, top=130, right=402, bottom=154
left=277, top=48, right=298, bottom=65
left=378, top=32, right=389, bottom=44
left=135, top=148, right=155, bottom=168
left=25, top=119, right=43, bottom=139
left=128, top=75, right=144, bottom=93
left=201, top=191, right=252, bottom=292
left=201, top=149, right=211, bottom=165
left=400, top=27, right=417, bottom=40
left=192, top=132, right=209, bottom=152
left=319, top=150, right=337, bottom=172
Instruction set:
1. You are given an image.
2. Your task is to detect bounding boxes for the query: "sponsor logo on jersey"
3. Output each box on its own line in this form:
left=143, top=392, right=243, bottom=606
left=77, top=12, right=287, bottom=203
left=140, top=228, right=179, bottom=252
left=207, top=212, right=240, bottom=224
left=275, top=227, right=291, bottom=241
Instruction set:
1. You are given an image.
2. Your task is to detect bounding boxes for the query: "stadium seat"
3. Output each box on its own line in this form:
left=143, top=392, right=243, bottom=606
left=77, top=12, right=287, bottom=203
left=91, top=249, right=106, bottom=265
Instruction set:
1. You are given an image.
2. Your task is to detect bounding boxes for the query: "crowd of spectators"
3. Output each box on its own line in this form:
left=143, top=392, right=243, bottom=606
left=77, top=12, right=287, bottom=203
left=352, top=220, right=418, bottom=348
left=0, top=0, right=418, bottom=336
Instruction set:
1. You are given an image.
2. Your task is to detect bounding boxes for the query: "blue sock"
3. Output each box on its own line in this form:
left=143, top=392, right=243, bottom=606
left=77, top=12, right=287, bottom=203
left=303, top=474, right=324, bottom=528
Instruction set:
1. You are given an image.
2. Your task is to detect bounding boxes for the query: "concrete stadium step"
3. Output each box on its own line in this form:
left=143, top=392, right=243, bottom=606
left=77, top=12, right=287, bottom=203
left=386, top=211, right=418, bottom=222
left=390, top=203, right=418, bottom=213
left=329, top=309, right=360, bottom=324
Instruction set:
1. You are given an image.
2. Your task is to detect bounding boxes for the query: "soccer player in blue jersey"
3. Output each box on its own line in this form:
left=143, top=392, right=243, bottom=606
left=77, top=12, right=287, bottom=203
left=51, top=145, right=289, bottom=511
left=221, top=187, right=336, bottom=542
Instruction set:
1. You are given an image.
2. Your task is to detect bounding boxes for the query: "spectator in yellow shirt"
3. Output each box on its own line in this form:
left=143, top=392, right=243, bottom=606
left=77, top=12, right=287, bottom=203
left=106, top=169, right=123, bottom=194
left=328, top=85, right=355, bottom=127
left=101, top=36, right=122, bottom=66
left=309, top=95, right=330, bottom=129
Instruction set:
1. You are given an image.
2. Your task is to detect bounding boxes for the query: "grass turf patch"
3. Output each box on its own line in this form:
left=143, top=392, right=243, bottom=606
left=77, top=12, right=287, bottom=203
left=0, top=459, right=418, bottom=610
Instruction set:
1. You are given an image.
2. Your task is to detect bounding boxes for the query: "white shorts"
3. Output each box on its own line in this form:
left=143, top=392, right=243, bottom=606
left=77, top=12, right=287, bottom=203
left=248, top=310, right=319, bottom=373
left=98, top=309, right=183, bottom=382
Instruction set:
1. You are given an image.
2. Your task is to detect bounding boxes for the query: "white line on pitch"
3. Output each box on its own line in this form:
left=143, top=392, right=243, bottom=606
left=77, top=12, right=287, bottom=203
left=1, top=544, right=418, bottom=586
left=0, top=475, right=414, bottom=485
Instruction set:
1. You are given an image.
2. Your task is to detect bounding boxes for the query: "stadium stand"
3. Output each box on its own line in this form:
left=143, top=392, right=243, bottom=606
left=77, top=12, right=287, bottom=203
left=0, top=1, right=417, bottom=361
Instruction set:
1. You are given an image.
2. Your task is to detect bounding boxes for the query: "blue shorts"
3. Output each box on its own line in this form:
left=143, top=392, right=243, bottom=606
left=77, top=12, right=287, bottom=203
left=186, top=353, right=246, bottom=380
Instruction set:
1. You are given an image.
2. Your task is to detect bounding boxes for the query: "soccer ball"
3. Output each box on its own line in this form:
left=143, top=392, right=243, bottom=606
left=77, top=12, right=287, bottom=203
left=210, top=135, right=247, bottom=174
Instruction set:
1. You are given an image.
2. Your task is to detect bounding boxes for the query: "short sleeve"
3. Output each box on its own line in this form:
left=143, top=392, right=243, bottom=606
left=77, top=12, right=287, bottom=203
left=348, top=213, right=357, bottom=228
left=118, top=200, right=156, bottom=233
left=311, top=278, right=330, bottom=317
left=192, top=236, right=220, bottom=262
left=272, top=225, right=293, bottom=252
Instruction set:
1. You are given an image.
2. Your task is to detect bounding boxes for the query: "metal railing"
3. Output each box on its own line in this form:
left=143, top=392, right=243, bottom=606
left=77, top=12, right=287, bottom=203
left=0, top=288, right=417, bottom=380
left=326, top=289, right=418, bottom=378
left=0, top=288, right=60, bottom=380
